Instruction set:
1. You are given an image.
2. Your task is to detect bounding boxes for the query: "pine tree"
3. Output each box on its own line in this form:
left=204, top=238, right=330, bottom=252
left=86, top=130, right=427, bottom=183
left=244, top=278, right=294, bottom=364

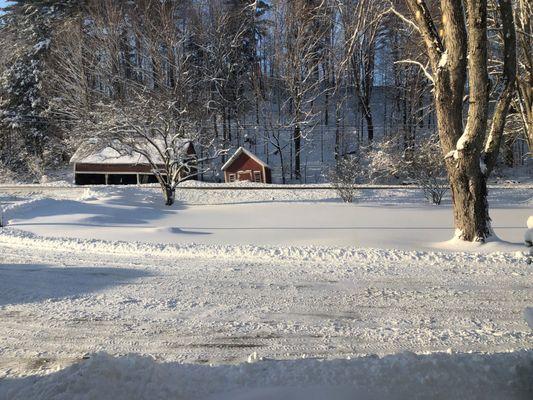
left=0, top=0, right=80, bottom=177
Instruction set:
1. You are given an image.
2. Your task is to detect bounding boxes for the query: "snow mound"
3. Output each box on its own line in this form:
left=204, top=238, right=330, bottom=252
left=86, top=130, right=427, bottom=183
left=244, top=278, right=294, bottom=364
left=2, top=351, right=532, bottom=400
left=0, top=227, right=527, bottom=265
left=525, top=216, right=533, bottom=253
left=526, top=229, right=533, bottom=246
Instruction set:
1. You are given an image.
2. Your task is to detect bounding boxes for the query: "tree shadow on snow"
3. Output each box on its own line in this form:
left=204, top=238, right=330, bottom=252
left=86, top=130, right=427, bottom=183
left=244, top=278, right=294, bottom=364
left=0, top=263, right=151, bottom=307
left=1, top=350, right=532, bottom=400
left=196, top=198, right=342, bottom=206
left=168, top=227, right=212, bottom=235
left=8, top=189, right=187, bottom=227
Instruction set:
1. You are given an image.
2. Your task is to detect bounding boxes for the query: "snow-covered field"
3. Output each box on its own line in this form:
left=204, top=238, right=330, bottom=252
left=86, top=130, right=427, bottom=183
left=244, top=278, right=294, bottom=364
left=0, top=185, right=532, bottom=399
left=2, top=184, right=532, bottom=251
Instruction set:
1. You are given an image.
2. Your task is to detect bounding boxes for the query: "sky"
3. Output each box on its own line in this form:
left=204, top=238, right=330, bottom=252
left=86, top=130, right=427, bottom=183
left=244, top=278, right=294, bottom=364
left=0, top=0, right=12, bottom=10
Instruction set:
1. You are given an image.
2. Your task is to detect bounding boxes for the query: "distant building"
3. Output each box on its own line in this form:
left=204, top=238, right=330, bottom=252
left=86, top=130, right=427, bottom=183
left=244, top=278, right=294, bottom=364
left=221, top=147, right=272, bottom=184
left=70, top=141, right=196, bottom=185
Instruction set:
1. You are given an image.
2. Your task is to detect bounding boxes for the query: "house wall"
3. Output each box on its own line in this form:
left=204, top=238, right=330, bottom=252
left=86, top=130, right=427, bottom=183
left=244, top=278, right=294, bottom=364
left=223, top=153, right=271, bottom=183
left=265, top=168, right=272, bottom=183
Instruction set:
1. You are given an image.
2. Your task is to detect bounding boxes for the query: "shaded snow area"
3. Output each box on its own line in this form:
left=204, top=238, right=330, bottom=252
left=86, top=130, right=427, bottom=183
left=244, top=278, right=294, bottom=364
left=0, top=186, right=532, bottom=399
left=3, top=352, right=533, bottom=400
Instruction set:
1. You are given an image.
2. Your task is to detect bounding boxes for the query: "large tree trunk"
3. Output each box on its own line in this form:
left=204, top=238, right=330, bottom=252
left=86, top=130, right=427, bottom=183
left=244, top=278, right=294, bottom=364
left=436, top=92, right=492, bottom=241
left=163, top=185, right=175, bottom=206
left=404, top=0, right=516, bottom=242
left=447, top=161, right=491, bottom=241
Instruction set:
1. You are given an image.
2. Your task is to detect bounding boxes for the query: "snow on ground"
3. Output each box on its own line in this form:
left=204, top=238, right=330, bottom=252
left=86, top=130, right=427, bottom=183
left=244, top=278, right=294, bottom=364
left=0, top=236, right=532, bottom=398
left=2, top=184, right=532, bottom=252
left=0, top=185, right=532, bottom=398
left=3, top=351, right=533, bottom=400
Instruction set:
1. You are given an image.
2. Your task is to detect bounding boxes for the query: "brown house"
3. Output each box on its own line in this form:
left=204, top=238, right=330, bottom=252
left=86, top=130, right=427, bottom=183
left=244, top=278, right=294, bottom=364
left=221, top=147, right=272, bottom=184
left=71, top=141, right=196, bottom=185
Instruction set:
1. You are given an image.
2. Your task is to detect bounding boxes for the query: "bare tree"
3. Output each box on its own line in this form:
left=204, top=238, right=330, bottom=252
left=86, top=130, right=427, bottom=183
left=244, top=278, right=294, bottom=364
left=276, top=0, right=328, bottom=181
left=80, top=98, right=225, bottom=206
left=339, top=0, right=385, bottom=144
left=514, top=0, right=532, bottom=151
left=49, top=0, right=227, bottom=205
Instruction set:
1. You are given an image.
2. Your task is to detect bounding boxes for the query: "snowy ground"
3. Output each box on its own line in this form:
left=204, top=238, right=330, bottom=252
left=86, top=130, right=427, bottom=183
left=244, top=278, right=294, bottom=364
left=0, top=185, right=532, bottom=399
left=2, top=184, right=532, bottom=251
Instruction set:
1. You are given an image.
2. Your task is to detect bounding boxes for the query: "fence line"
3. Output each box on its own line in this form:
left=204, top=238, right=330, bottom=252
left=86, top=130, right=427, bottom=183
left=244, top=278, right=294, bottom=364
left=1, top=184, right=532, bottom=193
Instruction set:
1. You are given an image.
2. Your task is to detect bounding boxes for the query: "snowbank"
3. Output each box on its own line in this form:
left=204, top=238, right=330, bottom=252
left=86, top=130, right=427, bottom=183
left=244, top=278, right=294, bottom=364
left=0, top=227, right=528, bottom=265
left=525, top=216, right=533, bottom=247
left=2, top=351, right=532, bottom=400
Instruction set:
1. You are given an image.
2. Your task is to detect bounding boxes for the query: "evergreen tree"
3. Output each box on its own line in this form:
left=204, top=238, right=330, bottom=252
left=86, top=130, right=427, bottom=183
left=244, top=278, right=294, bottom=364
left=0, top=1, right=80, bottom=177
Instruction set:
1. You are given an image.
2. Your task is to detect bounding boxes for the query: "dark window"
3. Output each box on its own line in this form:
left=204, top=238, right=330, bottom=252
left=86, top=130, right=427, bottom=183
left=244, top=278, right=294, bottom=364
left=107, top=174, right=138, bottom=185
left=254, top=171, right=262, bottom=182
left=75, top=174, right=106, bottom=185
left=139, top=174, right=159, bottom=184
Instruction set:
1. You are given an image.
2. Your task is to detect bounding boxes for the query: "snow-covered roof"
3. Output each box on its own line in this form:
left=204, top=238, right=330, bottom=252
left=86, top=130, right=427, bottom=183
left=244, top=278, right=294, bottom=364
left=71, top=140, right=193, bottom=165
left=221, top=147, right=271, bottom=171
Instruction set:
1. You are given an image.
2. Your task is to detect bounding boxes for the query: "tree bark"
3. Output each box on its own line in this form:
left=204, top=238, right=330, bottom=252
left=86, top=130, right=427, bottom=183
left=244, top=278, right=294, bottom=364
left=364, top=108, right=374, bottom=143
left=503, top=135, right=514, bottom=168
left=163, top=185, right=175, bottom=206
left=404, top=0, right=515, bottom=242
left=294, top=124, right=302, bottom=180
left=447, top=159, right=491, bottom=241
left=483, top=0, right=517, bottom=175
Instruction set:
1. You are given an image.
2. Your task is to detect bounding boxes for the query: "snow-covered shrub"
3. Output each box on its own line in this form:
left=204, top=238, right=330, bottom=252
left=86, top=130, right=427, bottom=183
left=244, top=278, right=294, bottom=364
left=327, top=155, right=362, bottom=203
left=0, top=162, right=17, bottom=184
left=366, top=136, right=407, bottom=184
left=365, top=134, right=448, bottom=205
left=404, top=135, right=449, bottom=205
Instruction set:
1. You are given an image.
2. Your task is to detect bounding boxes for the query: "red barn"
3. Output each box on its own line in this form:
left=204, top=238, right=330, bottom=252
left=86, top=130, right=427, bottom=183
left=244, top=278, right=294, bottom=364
left=221, top=147, right=272, bottom=184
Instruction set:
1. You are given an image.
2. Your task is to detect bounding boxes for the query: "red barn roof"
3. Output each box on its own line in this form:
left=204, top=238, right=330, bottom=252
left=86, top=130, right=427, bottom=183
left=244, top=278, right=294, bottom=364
left=221, top=147, right=271, bottom=171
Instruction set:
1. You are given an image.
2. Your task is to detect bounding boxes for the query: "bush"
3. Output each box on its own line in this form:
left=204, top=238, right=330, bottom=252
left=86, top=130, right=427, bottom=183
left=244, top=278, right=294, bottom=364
left=364, top=133, right=448, bottom=205
left=327, top=155, right=362, bottom=203
left=404, top=135, right=449, bottom=205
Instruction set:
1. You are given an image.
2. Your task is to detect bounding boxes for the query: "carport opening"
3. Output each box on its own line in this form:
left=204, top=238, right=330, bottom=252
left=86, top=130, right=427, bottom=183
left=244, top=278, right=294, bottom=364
left=75, top=174, right=106, bottom=185
left=107, top=174, right=138, bottom=185
left=139, top=174, right=159, bottom=184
